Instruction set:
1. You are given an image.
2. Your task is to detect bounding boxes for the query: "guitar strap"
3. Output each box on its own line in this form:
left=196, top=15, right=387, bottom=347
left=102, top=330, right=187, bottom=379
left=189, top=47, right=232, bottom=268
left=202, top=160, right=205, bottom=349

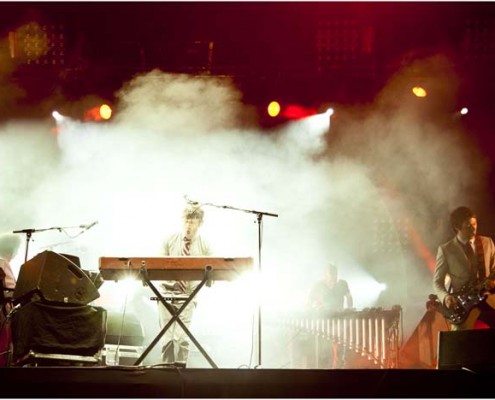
left=474, top=235, right=486, bottom=282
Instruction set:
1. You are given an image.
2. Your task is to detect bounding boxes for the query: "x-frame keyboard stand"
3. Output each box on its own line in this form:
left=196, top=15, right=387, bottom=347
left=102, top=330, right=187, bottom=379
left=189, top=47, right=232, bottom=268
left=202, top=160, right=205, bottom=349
left=134, top=262, right=218, bottom=368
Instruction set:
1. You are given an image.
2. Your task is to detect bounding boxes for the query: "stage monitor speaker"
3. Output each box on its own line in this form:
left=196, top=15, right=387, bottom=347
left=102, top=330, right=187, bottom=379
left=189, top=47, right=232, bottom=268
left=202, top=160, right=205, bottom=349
left=13, top=250, right=100, bottom=306
left=437, top=329, right=495, bottom=370
left=11, top=302, right=107, bottom=362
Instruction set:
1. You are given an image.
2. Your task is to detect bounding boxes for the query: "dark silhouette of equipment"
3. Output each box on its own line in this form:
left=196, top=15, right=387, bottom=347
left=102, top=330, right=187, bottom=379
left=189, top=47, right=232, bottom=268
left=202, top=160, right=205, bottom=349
left=13, top=250, right=100, bottom=306
left=437, top=329, right=495, bottom=370
left=10, top=250, right=105, bottom=366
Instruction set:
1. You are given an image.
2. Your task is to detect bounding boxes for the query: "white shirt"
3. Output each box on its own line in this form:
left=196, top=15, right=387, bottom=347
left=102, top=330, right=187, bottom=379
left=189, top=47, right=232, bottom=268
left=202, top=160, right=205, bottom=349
left=162, top=232, right=212, bottom=257
left=160, top=232, right=213, bottom=295
left=457, top=235, right=475, bottom=252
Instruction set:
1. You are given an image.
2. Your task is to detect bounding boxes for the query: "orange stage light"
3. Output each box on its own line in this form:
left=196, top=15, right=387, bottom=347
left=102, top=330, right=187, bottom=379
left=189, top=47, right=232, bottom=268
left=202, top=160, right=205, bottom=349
left=267, top=101, right=281, bottom=117
left=412, top=86, right=427, bottom=98
left=99, top=104, right=112, bottom=120
left=84, top=104, right=113, bottom=122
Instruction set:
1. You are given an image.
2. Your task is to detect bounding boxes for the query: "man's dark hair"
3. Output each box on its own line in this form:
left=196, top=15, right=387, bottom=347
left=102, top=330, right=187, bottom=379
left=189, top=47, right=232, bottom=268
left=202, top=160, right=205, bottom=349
left=450, top=206, right=476, bottom=233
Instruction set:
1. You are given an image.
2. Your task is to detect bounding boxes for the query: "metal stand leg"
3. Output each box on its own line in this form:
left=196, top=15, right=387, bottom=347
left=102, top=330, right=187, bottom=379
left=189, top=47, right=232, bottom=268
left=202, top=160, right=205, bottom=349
left=134, top=264, right=218, bottom=368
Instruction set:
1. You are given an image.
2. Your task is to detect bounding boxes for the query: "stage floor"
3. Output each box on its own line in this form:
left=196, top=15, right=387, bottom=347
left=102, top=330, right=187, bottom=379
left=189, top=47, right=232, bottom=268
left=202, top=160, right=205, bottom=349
left=1, top=366, right=493, bottom=398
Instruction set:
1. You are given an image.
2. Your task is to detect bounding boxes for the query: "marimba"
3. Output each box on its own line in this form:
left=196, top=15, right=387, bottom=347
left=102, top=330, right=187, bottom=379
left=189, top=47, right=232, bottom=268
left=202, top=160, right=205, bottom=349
left=281, top=306, right=402, bottom=369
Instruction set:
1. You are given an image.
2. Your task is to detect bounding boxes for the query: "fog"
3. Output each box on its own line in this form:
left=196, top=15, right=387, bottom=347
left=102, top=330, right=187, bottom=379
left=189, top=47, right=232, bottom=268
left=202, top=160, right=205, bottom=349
left=1, top=55, right=490, bottom=367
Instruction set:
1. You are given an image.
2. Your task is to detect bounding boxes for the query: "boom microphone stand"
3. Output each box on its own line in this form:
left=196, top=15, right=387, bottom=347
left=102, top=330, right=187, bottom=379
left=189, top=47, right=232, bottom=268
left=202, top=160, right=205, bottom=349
left=13, top=221, right=98, bottom=263
left=185, top=196, right=278, bottom=367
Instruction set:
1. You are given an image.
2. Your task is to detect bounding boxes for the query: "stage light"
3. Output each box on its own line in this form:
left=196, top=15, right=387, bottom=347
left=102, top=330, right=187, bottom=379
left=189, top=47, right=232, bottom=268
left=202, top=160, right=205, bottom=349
left=119, top=277, right=141, bottom=295
left=266, top=101, right=318, bottom=122
left=460, top=107, right=469, bottom=115
left=95, top=277, right=141, bottom=310
left=412, top=86, right=427, bottom=98
left=267, top=101, right=281, bottom=117
left=351, top=276, right=387, bottom=308
left=99, top=104, right=112, bottom=120
left=51, top=110, right=64, bottom=122
left=282, top=104, right=317, bottom=120
left=377, top=282, right=387, bottom=292
left=283, top=109, right=330, bottom=154
left=324, top=108, right=334, bottom=117
left=84, top=103, right=113, bottom=122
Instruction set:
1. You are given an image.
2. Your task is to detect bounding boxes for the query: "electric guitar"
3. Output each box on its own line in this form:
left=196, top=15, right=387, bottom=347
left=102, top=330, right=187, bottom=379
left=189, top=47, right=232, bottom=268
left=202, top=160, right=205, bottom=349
left=441, top=271, right=495, bottom=325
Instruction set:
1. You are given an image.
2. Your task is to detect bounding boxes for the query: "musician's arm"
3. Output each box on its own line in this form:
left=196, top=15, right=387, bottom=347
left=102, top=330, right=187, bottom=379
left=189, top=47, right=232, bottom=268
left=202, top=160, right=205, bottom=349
left=199, top=236, right=213, bottom=257
left=433, top=246, right=453, bottom=307
left=161, top=234, right=187, bottom=292
left=0, top=260, right=6, bottom=280
left=484, top=237, right=495, bottom=291
left=163, top=281, right=187, bottom=292
left=162, top=236, right=172, bottom=256
left=343, top=280, right=353, bottom=310
left=345, top=291, right=353, bottom=310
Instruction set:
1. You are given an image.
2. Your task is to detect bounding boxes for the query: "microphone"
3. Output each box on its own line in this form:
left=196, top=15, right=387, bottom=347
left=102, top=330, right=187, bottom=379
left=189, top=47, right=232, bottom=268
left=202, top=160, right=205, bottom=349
left=184, top=195, right=199, bottom=206
left=80, top=221, right=98, bottom=230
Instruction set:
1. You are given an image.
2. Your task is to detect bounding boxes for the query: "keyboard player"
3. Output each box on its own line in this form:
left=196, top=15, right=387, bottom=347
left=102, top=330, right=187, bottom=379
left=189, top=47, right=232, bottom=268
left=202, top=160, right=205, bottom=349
left=158, top=205, right=213, bottom=366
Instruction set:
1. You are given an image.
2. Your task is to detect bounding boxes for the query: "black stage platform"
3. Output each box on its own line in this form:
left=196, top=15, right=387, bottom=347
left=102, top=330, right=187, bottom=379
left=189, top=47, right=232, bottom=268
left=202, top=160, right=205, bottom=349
left=0, top=367, right=493, bottom=398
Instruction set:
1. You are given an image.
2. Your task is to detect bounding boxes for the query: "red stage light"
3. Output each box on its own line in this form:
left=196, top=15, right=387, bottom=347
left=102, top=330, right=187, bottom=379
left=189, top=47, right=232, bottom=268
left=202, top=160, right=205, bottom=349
left=282, top=104, right=317, bottom=120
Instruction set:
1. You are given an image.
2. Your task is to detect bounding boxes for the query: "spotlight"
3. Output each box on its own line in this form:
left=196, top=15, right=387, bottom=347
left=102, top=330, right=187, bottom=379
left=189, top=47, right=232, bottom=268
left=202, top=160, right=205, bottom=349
left=51, top=110, right=64, bottom=122
left=84, top=103, right=113, bottom=122
left=99, top=104, right=112, bottom=120
left=318, top=102, right=335, bottom=117
left=412, top=86, right=427, bottom=98
left=348, top=275, right=388, bottom=308
left=324, top=108, right=334, bottom=117
left=460, top=107, right=469, bottom=115
left=267, top=101, right=281, bottom=118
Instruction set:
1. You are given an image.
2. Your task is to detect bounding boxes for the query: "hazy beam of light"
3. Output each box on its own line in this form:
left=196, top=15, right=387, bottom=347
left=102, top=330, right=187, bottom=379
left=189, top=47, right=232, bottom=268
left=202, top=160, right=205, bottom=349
left=351, top=274, right=387, bottom=308
left=95, top=278, right=142, bottom=312
left=280, top=111, right=331, bottom=154
left=51, top=110, right=64, bottom=123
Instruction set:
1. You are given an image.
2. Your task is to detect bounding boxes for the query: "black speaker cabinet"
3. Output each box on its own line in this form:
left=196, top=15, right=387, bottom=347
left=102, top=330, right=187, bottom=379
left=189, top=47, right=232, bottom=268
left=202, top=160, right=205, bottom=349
left=11, top=302, right=107, bottom=361
left=437, top=329, right=495, bottom=370
left=13, top=250, right=100, bottom=306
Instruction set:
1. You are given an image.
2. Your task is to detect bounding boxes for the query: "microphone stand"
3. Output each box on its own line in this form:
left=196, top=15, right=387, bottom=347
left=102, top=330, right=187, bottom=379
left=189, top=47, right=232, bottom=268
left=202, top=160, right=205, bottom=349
left=196, top=199, right=278, bottom=368
left=12, top=224, right=88, bottom=263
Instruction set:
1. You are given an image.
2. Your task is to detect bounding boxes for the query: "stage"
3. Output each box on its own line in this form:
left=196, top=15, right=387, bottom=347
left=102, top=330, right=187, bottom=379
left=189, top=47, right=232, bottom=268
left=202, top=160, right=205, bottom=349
left=4, top=256, right=495, bottom=398
left=0, top=366, right=493, bottom=398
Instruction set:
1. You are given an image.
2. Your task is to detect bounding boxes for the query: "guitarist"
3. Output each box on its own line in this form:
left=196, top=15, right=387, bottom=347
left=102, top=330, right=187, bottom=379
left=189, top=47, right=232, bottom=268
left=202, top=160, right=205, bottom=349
left=433, top=206, right=495, bottom=330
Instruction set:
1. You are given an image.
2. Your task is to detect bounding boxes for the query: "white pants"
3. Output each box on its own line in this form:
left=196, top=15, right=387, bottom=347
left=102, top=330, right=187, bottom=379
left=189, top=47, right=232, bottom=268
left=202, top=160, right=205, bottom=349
left=158, top=299, right=196, bottom=364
